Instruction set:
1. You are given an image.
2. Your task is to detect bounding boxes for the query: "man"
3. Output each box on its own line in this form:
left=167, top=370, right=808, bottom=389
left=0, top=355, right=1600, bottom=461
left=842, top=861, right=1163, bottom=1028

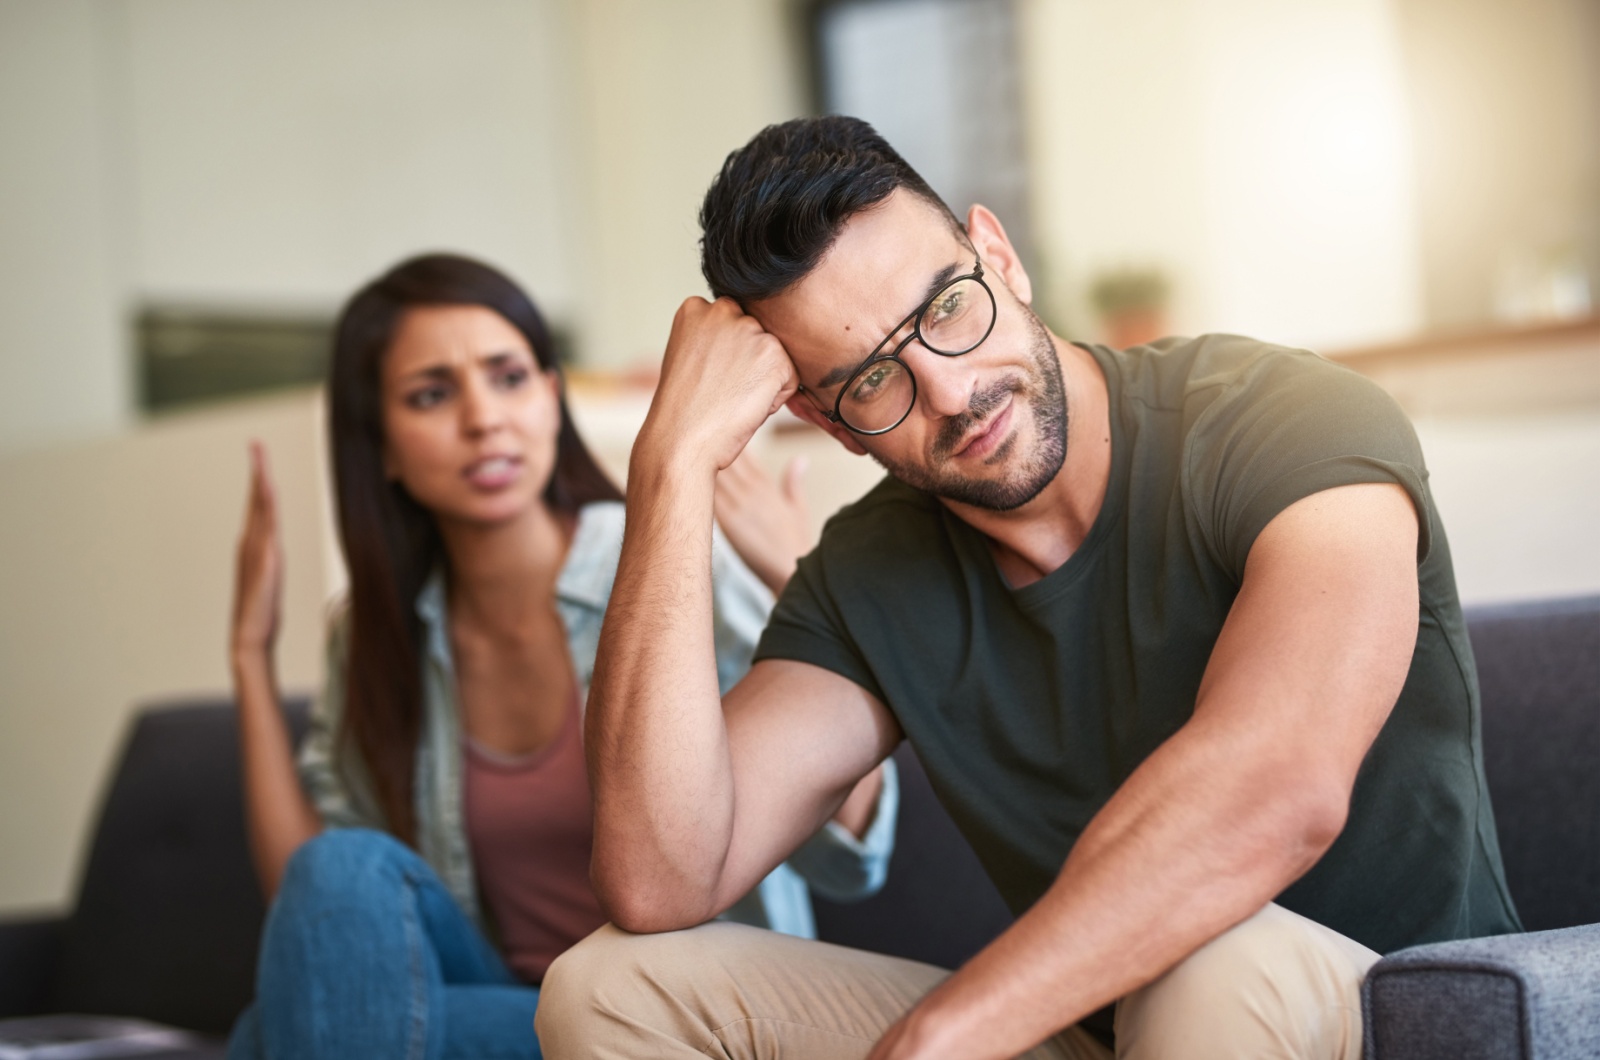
left=536, top=117, right=1519, bottom=1059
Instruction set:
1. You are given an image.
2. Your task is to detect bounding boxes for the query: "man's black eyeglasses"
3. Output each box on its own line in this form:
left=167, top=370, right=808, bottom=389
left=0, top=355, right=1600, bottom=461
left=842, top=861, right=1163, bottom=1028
left=799, top=257, right=997, bottom=435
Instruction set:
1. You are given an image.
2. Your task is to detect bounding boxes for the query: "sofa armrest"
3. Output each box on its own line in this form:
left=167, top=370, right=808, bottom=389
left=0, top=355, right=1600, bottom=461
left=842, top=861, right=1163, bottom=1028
left=1363, top=923, right=1600, bottom=1060
left=0, top=914, right=64, bottom=1017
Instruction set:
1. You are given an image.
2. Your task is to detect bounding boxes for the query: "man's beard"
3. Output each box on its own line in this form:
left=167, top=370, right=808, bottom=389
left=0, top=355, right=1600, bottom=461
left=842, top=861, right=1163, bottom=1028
left=870, top=306, right=1067, bottom=512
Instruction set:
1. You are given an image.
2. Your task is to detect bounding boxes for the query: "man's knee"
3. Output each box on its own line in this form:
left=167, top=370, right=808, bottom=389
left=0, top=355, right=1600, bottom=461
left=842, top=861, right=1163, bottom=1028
left=538, top=924, right=664, bottom=1055
left=1118, top=904, right=1377, bottom=1060
left=537, top=922, right=748, bottom=1057
left=540, top=923, right=635, bottom=1008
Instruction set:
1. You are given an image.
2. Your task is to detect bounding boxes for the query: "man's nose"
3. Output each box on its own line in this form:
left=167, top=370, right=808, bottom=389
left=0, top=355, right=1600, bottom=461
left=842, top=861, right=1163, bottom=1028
left=905, top=341, right=978, bottom=419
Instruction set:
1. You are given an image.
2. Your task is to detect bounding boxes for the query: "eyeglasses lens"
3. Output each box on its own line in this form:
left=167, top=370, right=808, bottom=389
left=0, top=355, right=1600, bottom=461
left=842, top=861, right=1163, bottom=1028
left=837, top=273, right=995, bottom=434
left=919, top=276, right=993, bottom=355
left=839, top=358, right=914, bottom=433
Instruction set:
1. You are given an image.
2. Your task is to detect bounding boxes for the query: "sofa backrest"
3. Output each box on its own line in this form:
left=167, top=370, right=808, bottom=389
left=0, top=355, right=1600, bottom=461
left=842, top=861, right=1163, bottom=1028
left=52, top=699, right=309, bottom=1036
left=52, top=594, right=1596, bottom=1034
left=813, top=743, right=1014, bottom=970
left=1469, top=595, right=1600, bottom=932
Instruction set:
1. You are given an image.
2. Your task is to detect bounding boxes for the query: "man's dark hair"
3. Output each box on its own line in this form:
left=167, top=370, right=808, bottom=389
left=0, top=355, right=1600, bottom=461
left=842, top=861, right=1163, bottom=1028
left=699, top=115, right=961, bottom=304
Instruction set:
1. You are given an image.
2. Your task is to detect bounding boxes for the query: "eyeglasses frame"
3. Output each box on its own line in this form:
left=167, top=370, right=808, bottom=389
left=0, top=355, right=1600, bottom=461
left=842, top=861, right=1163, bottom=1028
left=799, top=256, right=998, bottom=436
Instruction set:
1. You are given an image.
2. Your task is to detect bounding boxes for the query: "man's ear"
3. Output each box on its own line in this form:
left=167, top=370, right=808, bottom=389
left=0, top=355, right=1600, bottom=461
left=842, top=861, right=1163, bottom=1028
left=784, top=392, right=870, bottom=456
left=966, top=204, right=1032, bottom=306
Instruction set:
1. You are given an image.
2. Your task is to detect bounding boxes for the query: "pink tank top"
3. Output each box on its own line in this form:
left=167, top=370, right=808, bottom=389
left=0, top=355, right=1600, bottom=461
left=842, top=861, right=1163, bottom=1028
left=462, top=688, right=609, bottom=983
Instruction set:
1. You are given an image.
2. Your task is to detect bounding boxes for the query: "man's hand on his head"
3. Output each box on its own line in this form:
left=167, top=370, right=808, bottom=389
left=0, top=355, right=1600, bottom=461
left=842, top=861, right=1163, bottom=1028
left=639, top=296, right=799, bottom=477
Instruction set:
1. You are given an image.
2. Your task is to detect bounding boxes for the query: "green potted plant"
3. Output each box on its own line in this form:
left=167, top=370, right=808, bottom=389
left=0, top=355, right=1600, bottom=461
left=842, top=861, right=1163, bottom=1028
left=1088, top=267, right=1171, bottom=349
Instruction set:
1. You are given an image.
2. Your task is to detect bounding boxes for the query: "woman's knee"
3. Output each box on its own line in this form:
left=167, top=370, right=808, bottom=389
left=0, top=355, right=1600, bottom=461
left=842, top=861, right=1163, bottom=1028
left=279, top=827, right=417, bottom=900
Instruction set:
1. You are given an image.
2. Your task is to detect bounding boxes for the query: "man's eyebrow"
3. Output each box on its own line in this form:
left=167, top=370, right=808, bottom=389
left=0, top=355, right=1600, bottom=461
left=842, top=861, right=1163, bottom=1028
left=815, top=261, right=965, bottom=390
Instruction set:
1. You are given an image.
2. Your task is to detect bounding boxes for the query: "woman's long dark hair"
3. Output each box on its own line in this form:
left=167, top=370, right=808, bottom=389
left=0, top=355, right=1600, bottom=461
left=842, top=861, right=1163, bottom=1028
left=327, top=252, right=622, bottom=845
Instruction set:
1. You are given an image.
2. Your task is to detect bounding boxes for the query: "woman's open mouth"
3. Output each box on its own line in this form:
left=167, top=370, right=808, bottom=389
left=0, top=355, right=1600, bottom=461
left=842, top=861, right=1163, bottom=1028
left=463, top=454, right=522, bottom=490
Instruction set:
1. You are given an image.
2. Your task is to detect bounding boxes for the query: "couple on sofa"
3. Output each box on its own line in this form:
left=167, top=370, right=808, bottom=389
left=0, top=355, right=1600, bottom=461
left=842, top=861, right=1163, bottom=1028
left=226, top=117, right=1519, bottom=1060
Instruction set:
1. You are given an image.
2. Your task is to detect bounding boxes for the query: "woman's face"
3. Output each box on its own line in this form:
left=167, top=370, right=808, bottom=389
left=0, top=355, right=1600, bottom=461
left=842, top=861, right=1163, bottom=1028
left=380, top=304, right=563, bottom=528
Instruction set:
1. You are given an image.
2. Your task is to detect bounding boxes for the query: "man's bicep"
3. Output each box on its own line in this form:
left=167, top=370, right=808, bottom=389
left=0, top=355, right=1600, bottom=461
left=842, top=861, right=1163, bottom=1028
left=713, top=658, right=902, bottom=908
left=1196, top=482, right=1421, bottom=785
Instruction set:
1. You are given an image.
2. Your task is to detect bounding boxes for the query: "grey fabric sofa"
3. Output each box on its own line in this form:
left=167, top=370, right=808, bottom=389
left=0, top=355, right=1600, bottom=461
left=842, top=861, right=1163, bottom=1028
left=0, top=596, right=1594, bottom=1057
left=1360, top=595, right=1600, bottom=1060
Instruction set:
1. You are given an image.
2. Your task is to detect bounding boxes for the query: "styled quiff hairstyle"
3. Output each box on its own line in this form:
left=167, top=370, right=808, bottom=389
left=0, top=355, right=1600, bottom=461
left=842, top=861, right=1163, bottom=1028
left=699, top=115, right=962, bottom=304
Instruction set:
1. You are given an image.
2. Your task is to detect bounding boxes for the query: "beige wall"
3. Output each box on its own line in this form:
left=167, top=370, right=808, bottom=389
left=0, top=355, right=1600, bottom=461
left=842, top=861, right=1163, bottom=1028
left=1395, top=0, right=1600, bottom=330
left=0, top=393, right=333, bottom=912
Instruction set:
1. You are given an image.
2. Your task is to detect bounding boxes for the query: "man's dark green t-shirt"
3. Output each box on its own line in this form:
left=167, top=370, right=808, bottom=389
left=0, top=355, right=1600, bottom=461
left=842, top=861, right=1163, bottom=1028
left=755, top=334, right=1521, bottom=956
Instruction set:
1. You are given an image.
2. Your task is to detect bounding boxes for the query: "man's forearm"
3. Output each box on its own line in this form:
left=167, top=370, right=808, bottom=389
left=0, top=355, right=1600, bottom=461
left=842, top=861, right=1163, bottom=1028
left=586, top=450, right=737, bottom=931
left=874, top=719, right=1339, bottom=1059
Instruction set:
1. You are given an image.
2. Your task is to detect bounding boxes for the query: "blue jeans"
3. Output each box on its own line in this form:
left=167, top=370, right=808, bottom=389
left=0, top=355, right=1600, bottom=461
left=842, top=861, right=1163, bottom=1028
left=228, top=829, right=541, bottom=1060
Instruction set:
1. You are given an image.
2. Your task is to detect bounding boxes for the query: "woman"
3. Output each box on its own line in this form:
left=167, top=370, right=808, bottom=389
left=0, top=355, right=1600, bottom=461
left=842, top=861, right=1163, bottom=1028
left=226, top=253, right=896, bottom=1059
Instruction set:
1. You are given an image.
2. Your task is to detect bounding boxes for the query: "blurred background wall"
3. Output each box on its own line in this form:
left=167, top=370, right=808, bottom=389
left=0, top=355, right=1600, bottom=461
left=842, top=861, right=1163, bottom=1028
left=0, top=0, right=1595, bottom=913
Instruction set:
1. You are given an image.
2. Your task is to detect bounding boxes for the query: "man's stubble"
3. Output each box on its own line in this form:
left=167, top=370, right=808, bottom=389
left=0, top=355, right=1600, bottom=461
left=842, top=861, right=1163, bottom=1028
left=870, top=304, right=1068, bottom=512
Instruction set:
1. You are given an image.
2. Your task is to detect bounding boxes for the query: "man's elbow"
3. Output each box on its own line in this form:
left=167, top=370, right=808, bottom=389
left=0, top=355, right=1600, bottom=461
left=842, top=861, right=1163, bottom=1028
left=591, top=861, right=714, bottom=935
left=1278, top=776, right=1351, bottom=873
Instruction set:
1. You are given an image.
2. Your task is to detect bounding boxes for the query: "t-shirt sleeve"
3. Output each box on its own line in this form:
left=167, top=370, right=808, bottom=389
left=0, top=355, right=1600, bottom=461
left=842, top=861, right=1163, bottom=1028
left=1185, top=349, right=1433, bottom=580
left=753, top=544, right=888, bottom=705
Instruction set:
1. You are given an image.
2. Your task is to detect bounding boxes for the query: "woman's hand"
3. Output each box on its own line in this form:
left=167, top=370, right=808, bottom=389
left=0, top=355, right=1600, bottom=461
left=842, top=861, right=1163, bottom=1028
left=715, top=450, right=813, bottom=596
left=228, top=441, right=322, bottom=896
left=832, top=764, right=885, bottom=840
left=231, top=441, right=284, bottom=662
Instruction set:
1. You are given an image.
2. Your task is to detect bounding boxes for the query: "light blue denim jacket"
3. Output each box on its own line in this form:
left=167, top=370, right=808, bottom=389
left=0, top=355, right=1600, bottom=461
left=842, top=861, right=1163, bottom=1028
left=297, top=501, right=898, bottom=938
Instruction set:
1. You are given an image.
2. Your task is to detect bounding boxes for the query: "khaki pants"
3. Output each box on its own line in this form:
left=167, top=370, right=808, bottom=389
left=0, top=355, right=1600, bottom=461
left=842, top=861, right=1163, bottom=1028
left=536, top=902, right=1378, bottom=1059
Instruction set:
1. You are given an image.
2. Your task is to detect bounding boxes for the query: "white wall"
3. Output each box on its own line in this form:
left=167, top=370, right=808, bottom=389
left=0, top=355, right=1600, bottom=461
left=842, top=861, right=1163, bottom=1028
left=1019, top=0, right=1424, bottom=350
left=1416, top=412, right=1600, bottom=605
left=0, top=1, right=128, bottom=455
left=563, top=0, right=806, bottom=366
left=0, top=0, right=810, bottom=462
left=116, top=0, right=583, bottom=321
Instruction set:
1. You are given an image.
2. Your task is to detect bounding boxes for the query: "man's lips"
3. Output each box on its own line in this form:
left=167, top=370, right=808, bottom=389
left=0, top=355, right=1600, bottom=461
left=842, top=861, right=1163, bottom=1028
left=952, top=398, right=1014, bottom=460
